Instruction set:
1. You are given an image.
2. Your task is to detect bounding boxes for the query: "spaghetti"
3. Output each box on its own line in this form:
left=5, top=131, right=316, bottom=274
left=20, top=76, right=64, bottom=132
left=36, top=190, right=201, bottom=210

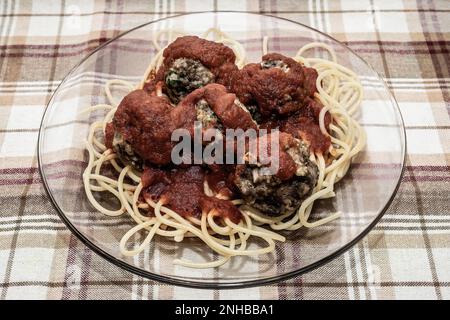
left=82, top=30, right=366, bottom=268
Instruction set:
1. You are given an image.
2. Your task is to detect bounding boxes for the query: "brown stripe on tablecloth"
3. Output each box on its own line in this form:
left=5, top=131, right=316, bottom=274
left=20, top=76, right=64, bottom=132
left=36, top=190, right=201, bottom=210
left=6, top=122, right=450, bottom=135
left=3, top=38, right=448, bottom=51
left=0, top=279, right=448, bottom=289
left=369, top=0, right=392, bottom=80
left=351, top=173, right=371, bottom=300
left=0, top=0, right=17, bottom=153
left=1, top=40, right=449, bottom=60
left=0, top=0, right=12, bottom=73
left=417, top=1, right=450, bottom=115
left=0, top=223, right=442, bottom=234
left=0, top=0, right=32, bottom=300
left=46, top=232, right=70, bottom=299
left=0, top=163, right=37, bottom=298
left=61, top=235, right=82, bottom=299
left=2, top=162, right=450, bottom=187
left=369, top=234, right=439, bottom=249
left=2, top=45, right=449, bottom=58
left=1, top=8, right=450, bottom=18
left=428, top=0, right=450, bottom=81
left=406, top=155, right=443, bottom=299
left=367, top=231, right=396, bottom=299
left=346, top=176, right=360, bottom=299
left=3, top=210, right=449, bottom=234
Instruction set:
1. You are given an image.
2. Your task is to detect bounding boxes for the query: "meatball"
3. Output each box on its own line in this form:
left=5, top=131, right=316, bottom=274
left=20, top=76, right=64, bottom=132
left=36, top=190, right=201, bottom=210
left=105, top=90, right=176, bottom=167
left=260, top=59, right=290, bottom=73
left=105, top=121, right=144, bottom=169
left=164, top=58, right=215, bottom=104
left=233, top=132, right=318, bottom=216
left=195, top=98, right=224, bottom=131
left=177, top=83, right=257, bottom=133
left=230, top=53, right=318, bottom=117
left=144, top=36, right=238, bottom=103
left=171, top=84, right=257, bottom=166
left=111, top=131, right=144, bottom=170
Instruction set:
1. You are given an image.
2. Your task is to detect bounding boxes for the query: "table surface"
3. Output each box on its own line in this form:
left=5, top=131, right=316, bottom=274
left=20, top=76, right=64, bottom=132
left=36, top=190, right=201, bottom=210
left=0, top=0, right=449, bottom=300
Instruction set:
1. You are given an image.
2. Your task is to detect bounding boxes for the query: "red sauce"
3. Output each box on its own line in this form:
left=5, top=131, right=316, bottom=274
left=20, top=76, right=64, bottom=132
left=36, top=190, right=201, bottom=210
left=205, top=165, right=237, bottom=199
left=199, top=196, right=241, bottom=223
left=141, top=166, right=242, bottom=223
left=104, top=122, right=114, bottom=150
left=280, top=98, right=331, bottom=154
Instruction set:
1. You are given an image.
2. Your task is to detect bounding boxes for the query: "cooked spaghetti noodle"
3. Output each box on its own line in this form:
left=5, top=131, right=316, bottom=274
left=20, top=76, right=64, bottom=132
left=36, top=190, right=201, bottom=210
left=82, top=30, right=365, bottom=268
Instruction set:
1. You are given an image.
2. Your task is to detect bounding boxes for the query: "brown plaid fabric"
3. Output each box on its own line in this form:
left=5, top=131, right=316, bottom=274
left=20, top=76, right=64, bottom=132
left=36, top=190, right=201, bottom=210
left=0, top=0, right=449, bottom=300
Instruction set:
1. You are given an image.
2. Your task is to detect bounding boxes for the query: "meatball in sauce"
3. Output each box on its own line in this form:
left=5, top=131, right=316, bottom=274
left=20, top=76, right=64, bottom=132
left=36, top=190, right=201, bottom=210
left=233, top=132, right=318, bottom=216
left=230, top=53, right=317, bottom=117
left=105, top=90, right=175, bottom=167
left=177, top=83, right=257, bottom=133
left=144, top=36, right=238, bottom=104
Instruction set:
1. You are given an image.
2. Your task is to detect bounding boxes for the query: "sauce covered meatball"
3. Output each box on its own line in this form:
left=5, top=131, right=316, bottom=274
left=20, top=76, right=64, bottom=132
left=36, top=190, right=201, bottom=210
left=105, top=90, right=176, bottom=167
left=176, top=83, right=257, bottom=134
left=231, top=53, right=318, bottom=117
left=144, top=36, right=238, bottom=104
left=233, top=132, right=318, bottom=216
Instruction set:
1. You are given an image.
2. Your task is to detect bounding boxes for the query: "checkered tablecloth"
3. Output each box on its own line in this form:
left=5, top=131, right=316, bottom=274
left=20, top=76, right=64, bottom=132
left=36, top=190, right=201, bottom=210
left=0, top=0, right=449, bottom=300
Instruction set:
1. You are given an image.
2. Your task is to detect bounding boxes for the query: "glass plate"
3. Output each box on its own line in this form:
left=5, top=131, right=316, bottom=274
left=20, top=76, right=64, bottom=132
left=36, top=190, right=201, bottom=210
left=38, top=12, right=406, bottom=289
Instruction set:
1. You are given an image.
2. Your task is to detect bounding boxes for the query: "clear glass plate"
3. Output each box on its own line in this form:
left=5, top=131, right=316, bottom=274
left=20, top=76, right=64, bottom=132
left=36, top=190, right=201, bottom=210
left=38, top=12, right=406, bottom=288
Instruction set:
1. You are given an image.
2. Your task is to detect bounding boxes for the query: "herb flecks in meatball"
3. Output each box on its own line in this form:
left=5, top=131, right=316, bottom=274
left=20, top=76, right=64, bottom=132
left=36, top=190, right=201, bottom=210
left=246, top=104, right=263, bottom=123
left=144, top=36, right=238, bottom=97
left=261, top=59, right=290, bottom=73
left=179, top=84, right=257, bottom=132
left=233, top=98, right=254, bottom=118
left=234, top=133, right=318, bottom=216
left=112, top=131, right=144, bottom=170
left=165, top=58, right=215, bottom=104
left=195, top=99, right=223, bottom=131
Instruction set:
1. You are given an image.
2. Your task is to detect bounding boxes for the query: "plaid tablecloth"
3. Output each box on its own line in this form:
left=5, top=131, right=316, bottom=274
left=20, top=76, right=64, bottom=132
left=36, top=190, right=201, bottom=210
left=0, top=0, right=449, bottom=300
